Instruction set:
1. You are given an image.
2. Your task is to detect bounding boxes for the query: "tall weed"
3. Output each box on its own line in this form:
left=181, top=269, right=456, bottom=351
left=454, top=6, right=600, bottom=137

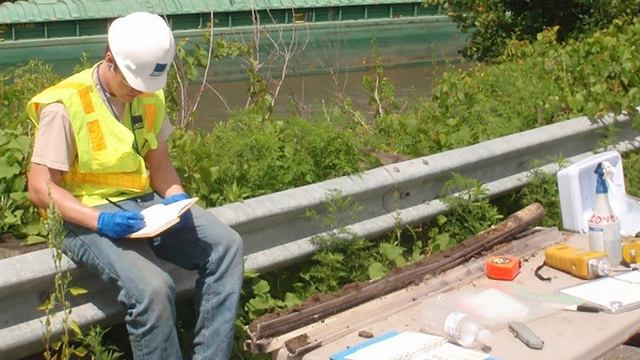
left=40, top=193, right=120, bottom=360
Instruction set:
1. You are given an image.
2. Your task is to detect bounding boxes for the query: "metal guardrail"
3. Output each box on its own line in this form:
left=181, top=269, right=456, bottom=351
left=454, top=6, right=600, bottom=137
left=1, top=114, right=639, bottom=359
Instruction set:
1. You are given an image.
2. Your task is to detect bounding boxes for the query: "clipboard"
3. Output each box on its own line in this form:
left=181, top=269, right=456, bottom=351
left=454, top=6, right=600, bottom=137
left=558, top=270, right=640, bottom=313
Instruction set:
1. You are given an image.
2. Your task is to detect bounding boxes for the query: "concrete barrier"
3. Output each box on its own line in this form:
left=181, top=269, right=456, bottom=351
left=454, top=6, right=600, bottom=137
left=1, top=113, right=639, bottom=360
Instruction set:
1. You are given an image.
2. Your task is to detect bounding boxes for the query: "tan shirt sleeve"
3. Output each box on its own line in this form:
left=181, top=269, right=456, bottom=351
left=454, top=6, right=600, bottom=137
left=157, top=114, right=173, bottom=143
left=30, top=103, right=76, bottom=172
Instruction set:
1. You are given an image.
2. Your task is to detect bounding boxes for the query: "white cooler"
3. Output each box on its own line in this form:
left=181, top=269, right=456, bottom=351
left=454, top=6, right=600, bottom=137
left=557, top=151, right=640, bottom=236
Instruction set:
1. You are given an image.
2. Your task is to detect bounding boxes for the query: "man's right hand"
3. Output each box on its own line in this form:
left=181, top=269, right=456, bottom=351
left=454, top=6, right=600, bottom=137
left=97, top=211, right=145, bottom=239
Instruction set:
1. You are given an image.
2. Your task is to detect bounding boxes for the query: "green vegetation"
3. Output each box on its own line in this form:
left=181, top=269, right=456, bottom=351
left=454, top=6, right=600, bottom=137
left=426, top=0, right=640, bottom=62
left=40, top=194, right=85, bottom=360
left=3, top=12, right=640, bottom=360
left=40, top=190, right=122, bottom=360
left=0, top=60, right=59, bottom=243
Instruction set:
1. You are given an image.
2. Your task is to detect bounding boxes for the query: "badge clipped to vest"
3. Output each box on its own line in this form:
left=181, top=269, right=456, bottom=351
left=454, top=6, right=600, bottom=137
left=130, top=114, right=144, bottom=131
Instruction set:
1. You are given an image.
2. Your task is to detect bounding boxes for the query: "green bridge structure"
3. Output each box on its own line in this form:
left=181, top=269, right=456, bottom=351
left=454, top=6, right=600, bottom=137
left=0, top=0, right=467, bottom=81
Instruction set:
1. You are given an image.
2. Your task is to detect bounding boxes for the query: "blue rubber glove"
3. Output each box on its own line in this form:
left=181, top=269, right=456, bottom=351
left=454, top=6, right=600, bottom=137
left=162, top=192, right=190, bottom=205
left=97, top=211, right=145, bottom=239
left=162, top=192, right=192, bottom=229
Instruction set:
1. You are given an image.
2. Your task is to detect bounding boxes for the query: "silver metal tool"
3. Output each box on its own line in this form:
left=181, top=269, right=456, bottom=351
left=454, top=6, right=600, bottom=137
left=508, top=321, right=544, bottom=350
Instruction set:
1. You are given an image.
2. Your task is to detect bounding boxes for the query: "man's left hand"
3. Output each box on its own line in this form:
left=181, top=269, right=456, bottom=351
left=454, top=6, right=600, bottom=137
left=162, top=192, right=192, bottom=229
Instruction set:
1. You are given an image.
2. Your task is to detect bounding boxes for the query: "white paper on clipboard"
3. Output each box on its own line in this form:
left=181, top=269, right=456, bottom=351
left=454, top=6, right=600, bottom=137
left=558, top=271, right=640, bottom=312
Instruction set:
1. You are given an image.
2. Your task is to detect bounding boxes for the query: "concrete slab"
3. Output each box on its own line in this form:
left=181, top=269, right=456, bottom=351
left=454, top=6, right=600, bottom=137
left=273, top=231, right=640, bottom=360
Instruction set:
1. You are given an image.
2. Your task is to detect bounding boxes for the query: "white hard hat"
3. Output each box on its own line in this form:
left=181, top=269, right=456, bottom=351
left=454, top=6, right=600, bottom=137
left=108, top=12, right=175, bottom=92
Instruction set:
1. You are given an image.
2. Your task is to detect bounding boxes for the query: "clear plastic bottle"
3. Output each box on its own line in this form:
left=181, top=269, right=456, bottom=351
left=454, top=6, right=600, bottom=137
left=420, top=302, right=491, bottom=349
left=588, top=162, right=622, bottom=265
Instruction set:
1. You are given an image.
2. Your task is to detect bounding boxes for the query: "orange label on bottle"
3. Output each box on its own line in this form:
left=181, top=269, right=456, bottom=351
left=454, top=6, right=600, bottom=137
left=588, top=214, right=619, bottom=224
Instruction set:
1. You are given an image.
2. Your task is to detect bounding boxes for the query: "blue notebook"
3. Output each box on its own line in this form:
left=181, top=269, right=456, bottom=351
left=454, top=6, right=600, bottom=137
left=330, top=332, right=400, bottom=360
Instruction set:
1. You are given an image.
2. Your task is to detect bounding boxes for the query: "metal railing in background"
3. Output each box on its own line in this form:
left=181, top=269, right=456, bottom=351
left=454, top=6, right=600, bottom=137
left=1, top=113, right=639, bottom=360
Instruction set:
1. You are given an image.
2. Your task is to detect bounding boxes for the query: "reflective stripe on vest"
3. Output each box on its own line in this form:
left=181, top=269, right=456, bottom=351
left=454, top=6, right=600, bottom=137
left=64, top=167, right=150, bottom=191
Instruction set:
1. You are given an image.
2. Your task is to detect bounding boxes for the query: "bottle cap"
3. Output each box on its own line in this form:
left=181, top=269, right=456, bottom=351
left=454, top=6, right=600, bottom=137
left=478, top=328, right=491, bottom=346
left=587, top=256, right=611, bottom=277
left=596, top=258, right=611, bottom=276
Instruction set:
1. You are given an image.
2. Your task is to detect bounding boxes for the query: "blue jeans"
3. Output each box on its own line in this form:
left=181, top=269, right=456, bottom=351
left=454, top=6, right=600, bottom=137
left=63, top=193, right=244, bottom=360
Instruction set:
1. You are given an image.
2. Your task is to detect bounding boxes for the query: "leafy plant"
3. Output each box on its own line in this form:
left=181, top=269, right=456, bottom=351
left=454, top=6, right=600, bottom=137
left=244, top=274, right=302, bottom=320
left=169, top=113, right=375, bottom=208
left=0, top=127, right=45, bottom=238
left=74, top=327, right=124, bottom=360
left=425, top=0, right=640, bottom=62
left=0, top=59, right=61, bottom=131
left=623, top=151, right=640, bottom=198
left=429, top=173, right=503, bottom=252
left=301, top=190, right=373, bottom=292
left=368, top=201, right=424, bottom=279
left=0, top=60, right=60, bottom=240
left=512, top=157, right=568, bottom=228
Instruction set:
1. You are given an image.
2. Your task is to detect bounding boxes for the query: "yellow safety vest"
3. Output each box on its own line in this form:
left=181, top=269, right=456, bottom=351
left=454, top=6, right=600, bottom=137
left=27, top=64, right=166, bottom=206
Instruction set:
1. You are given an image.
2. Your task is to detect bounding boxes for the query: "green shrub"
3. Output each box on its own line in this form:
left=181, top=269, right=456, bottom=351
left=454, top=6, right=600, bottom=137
left=0, top=60, right=60, bottom=239
left=169, top=109, right=377, bottom=207
left=425, top=0, right=640, bottom=62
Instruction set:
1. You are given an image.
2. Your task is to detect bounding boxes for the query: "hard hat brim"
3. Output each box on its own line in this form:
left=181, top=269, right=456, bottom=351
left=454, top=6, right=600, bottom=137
left=133, top=73, right=168, bottom=93
left=113, top=56, right=169, bottom=93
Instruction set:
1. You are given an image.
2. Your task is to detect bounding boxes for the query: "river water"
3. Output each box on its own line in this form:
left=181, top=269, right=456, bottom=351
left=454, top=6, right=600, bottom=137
left=186, top=63, right=468, bottom=130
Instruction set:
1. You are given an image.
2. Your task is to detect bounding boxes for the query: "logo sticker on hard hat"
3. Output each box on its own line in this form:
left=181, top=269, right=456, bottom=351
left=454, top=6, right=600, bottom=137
left=150, top=63, right=167, bottom=77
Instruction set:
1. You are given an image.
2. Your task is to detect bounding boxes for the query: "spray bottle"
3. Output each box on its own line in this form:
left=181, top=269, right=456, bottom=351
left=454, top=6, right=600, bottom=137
left=588, top=162, right=622, bottom=265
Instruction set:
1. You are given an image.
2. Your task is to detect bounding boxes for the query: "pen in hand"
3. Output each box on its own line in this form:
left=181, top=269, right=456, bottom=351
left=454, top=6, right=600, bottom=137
left=106, top=197, right=126, bottom=210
